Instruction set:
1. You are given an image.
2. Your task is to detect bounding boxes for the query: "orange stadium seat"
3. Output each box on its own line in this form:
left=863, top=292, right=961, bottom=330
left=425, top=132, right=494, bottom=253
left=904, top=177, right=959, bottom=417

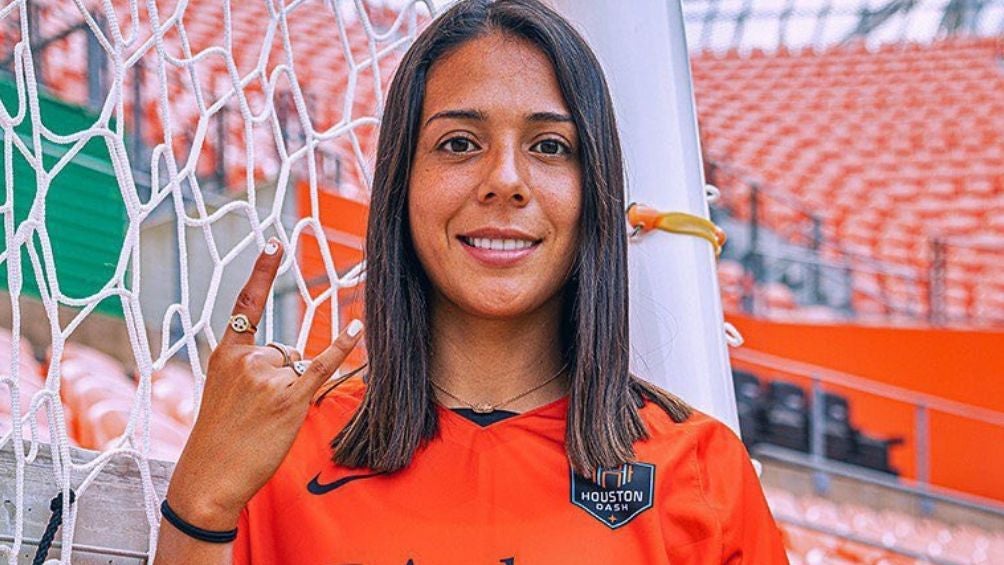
left=0, top=328, right=60, bottom=443
left=57, top=355, right=134, bottom=448
left=31, top=340, right=195, bottom=456
left=716, top=258, right=745, bottom=311
left=151, top=363, right=197, bottom=427
left=759, top=281, right=797, bottom=312
left=76, top=397, right=132, bottom=451
left=693, top=38, right=1004, bottom=325
left=29, top=0, right=403, bottom=197
left=78, top=388, right=189, bottom=460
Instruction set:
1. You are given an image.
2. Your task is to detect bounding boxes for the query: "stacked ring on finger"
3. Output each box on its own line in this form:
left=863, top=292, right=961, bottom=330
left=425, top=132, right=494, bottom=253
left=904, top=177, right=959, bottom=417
left=291, top=360, right=310, bottom=377
left=265, top=342, right=292, bottom=367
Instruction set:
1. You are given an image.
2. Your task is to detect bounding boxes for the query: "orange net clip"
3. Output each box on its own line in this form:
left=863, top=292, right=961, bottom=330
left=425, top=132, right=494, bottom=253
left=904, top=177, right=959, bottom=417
left=626, top=203, right=727, bottom=257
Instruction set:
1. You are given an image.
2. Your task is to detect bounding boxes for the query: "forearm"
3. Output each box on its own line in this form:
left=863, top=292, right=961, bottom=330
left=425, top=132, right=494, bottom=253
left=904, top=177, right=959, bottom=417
left=152, top=486, right=241, bottom=565
left=153, top=517, right=234, bottom=565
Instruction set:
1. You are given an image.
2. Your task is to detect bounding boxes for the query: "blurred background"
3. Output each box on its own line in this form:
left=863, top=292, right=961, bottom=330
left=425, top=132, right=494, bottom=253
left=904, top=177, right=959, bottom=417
left=0, top=0, right=1001, bottom=563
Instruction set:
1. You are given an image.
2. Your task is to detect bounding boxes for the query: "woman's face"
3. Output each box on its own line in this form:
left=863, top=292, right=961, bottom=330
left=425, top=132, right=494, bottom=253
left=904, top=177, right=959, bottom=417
left=408, top=32, right=582, bottom=319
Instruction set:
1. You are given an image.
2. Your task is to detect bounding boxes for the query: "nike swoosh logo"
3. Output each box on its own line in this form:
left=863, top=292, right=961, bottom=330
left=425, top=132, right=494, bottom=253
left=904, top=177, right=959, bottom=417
left=307, top=471, right=385, bottom=495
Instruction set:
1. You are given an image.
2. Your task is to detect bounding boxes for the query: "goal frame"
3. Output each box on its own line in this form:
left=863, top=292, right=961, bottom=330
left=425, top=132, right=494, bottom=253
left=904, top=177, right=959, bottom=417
left=546, top=0, right=739, bottom=430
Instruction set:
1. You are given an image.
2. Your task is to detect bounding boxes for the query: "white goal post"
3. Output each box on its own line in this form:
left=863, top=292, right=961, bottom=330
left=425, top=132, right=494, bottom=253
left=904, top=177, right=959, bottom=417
left=546, top=0, right=739, bottom=431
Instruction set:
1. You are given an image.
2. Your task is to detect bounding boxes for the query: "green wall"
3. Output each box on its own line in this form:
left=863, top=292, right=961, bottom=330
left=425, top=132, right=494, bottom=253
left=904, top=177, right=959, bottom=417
left=0, top=80, right=127, bottom=318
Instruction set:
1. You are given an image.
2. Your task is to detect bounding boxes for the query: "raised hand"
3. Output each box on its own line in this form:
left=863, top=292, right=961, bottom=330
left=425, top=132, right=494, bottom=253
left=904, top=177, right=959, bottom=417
left=162, top=237, right=363, bottom=531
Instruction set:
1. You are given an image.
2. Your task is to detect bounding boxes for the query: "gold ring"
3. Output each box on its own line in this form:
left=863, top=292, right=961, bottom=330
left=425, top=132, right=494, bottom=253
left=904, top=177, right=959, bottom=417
left=291, top=360, right=310, bottom=377
left=229, top=313, right=257, bottom=334
left=265, top=342, right=292, bottom=366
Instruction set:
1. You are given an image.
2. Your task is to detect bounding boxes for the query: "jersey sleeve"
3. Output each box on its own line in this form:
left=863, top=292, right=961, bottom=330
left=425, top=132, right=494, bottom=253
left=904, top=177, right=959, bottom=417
left=696, top=419, right=789, bottom=564
left=231, top=506, right=251, bottom=565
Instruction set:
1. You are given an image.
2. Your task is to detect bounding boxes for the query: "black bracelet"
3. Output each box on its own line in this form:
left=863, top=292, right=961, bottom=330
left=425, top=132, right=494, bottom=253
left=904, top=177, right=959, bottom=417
left=160, top=499, right=238, bottom=544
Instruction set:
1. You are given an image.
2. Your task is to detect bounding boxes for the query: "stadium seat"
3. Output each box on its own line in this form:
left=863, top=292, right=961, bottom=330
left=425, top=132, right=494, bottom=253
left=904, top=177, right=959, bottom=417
left=764, top=380, right=810, bottom=453
left=691, top=37, right=1004, bottom=324
left=759, top=281, right=798, bottom=312
left=821, top=392, right=855, bottom=461
left=716, top=258, right=745, bottom=311
left=57, top=354, right=135, bottom=444
left=731, top=369, right=766, bottom=447
left=736, top=368, right=904, bottom=475
left=151, top=363, right=197, bottom=427
left=0, top=330, right=44, bottom=414
left=79, top=396, right=189, bottom=460
left=27, top=341, right=197, bottom=455
left=77, top=397, right=131, bottom=451
left=0, top=328, right=60, bottom=443
left=847, top=433, right=903, bottom=475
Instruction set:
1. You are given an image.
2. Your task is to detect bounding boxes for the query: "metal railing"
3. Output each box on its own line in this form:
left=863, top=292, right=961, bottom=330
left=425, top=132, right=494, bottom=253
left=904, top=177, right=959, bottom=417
left=707, top=157, right=1004, bottom=327
left=773, top=514, right=967, bottom=565
left=733, top=347, right=1004, bottom=519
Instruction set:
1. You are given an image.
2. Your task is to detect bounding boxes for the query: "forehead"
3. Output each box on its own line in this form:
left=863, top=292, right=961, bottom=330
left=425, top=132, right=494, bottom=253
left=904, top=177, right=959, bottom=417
left=422, top=32, right=570, bottom=118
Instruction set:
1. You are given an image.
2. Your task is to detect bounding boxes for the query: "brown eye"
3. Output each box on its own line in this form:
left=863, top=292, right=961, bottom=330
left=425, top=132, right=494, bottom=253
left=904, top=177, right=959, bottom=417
left=441, top=137, right=479, bottom=153
left=532, top=139, right=569, bottom=155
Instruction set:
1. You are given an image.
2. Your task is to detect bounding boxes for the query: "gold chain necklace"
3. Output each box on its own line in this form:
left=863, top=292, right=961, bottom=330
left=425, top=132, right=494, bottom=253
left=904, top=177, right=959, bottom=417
left=430, top=361, right=570, bottom=414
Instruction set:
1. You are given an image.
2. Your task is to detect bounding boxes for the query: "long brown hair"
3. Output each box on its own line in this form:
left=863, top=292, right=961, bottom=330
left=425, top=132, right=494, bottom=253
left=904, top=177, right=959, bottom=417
left=323, top=0, right=692, bottom=476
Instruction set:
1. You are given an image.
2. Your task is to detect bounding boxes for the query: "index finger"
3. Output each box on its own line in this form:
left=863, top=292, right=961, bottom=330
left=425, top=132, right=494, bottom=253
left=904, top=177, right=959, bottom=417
left=220, top=237, right=284, bottom=347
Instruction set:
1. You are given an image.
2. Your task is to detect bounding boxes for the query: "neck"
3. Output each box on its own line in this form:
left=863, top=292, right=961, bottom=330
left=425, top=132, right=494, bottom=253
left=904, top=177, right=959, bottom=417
left=428, top=293, right=569, bottom=414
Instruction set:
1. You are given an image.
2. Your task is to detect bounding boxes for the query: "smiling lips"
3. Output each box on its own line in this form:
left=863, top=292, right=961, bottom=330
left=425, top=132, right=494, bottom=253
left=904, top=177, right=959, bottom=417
left=457, top=229, right=542, bottom=268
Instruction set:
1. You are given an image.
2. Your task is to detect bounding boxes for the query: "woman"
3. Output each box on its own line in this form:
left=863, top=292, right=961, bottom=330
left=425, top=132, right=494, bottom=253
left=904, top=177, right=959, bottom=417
left=155, top=0, right=788, bottom=563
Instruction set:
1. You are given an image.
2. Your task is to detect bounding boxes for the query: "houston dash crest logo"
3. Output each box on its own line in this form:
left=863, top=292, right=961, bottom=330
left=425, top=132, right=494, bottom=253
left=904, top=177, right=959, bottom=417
left=570, top=462, right=654, bottom=529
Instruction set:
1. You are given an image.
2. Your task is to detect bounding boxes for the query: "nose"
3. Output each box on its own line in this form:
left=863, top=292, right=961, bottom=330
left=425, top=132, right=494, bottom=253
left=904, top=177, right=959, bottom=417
left=477, top=142, right=530, bottom=207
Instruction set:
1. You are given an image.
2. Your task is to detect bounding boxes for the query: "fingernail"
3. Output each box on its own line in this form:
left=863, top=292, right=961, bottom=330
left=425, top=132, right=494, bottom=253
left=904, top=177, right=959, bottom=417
left=264, top=237, right=280, bottom=255
left=346, top=319, right=363, bottom=338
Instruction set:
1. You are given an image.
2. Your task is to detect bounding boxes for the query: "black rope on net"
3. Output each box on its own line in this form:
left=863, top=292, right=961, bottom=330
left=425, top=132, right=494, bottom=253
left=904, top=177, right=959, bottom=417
left=31, top=489, right=76, bottom=565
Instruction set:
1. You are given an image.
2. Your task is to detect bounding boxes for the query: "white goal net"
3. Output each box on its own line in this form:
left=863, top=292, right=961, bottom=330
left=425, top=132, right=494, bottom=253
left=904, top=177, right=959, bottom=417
left=0, top=0, right=432, bottom=562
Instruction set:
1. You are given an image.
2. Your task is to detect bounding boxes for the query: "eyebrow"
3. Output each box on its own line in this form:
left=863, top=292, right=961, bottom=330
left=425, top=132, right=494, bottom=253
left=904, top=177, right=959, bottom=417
left=527, top=111, right=573, bottom=124
left=423, top=108, right=574, bottom=127
left=424, top=109, right=487, bottom=126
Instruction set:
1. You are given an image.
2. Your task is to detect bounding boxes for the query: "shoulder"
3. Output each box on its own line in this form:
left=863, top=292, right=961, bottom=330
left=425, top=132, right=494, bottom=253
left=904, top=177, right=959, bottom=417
left=301, top=375, right=368, bottom=436
left=636, top=400, right=753, bottom=483
left=638, top=399, right=745, bottom=451
left=641, top=401, right=787, bottom=552
left=639, top=402, right=787, bottom=559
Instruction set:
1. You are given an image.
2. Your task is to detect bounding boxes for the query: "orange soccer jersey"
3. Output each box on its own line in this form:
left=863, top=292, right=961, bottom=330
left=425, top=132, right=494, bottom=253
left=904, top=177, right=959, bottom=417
left=233, top=377, right=789, bottom=564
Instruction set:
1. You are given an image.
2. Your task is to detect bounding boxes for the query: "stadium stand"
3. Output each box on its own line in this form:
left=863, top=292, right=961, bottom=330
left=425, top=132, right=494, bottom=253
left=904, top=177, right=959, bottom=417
left=767, top=486, right=1004, bottom=564
left=5, top=0, right=403, bottom=196
left=37, top=340, right=189, bottom=460
left=693, top=37, right=1004, bottom=327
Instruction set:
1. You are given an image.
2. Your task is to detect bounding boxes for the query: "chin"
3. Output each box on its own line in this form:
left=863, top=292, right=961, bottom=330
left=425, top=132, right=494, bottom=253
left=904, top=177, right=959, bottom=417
left=453, top=286, right=548, bottom=320
left=465, top=303, right=534, bottom=320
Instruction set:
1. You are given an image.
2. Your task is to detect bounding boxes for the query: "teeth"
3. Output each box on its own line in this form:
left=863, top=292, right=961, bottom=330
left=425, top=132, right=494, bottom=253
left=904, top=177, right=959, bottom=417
left=464, top=237, right=536, bottom=251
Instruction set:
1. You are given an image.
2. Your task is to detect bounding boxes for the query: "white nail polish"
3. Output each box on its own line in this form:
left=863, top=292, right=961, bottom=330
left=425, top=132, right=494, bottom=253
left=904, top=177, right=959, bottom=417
left=346, top=319, right=364, bottom=337
left=264, top=238, right=280, bottom=255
